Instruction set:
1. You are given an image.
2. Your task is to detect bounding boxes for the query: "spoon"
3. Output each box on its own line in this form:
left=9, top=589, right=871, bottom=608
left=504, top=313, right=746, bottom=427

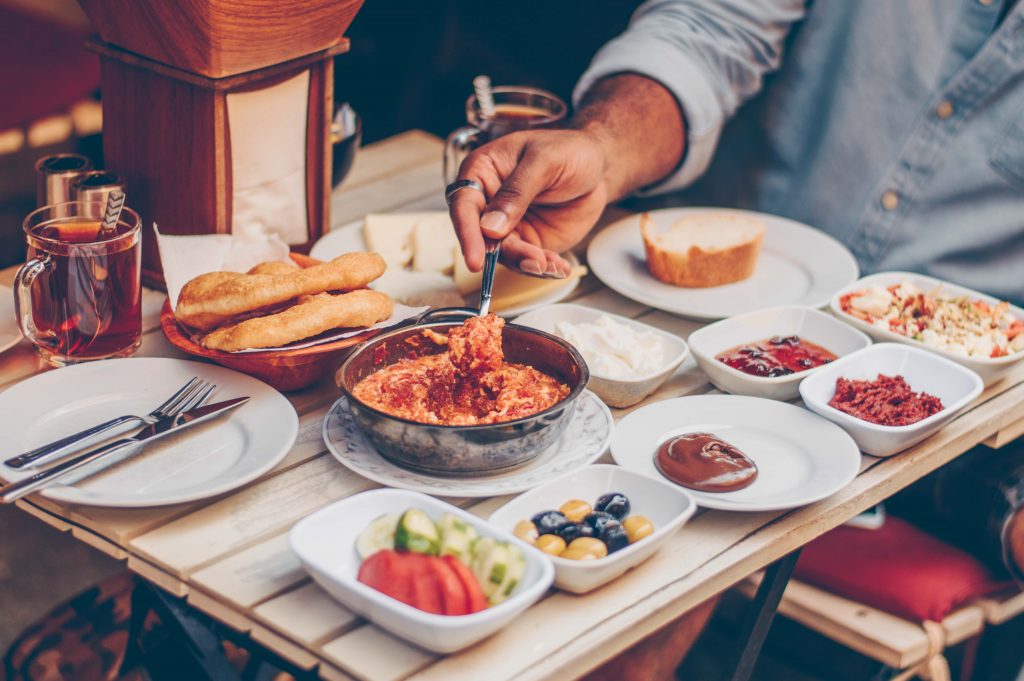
left=478, top=238, right=501, bottom=316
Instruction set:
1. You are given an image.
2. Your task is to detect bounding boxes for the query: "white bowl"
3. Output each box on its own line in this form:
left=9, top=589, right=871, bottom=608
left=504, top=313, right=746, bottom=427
left=688, top=306, right=871, bottom=400
left=830, top=271, right=1024, bottom=386
left=514, top=303, right=689, bottom=407
left=799, top=343, right=983, bottom=457
left=289, top=489, right=554, bottom=653
left=488, top=464, right=697, bottom=594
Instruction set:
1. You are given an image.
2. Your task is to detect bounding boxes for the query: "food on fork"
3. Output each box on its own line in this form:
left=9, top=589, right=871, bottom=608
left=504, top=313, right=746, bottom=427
left=175, top=252, right=386, bottom=331
left=201, top=290, right=393, bottom=352
left=640, top=211, right=765, bottom=287
left=350, top=314, right=569, bottom=425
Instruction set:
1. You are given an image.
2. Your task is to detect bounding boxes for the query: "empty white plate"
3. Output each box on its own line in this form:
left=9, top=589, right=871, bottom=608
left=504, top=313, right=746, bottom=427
left=0, top=358, right=297, bottom=507
left=587, top=208, right=859, bottom=320
left=0, top=286, right=22, bottom=354
left=610, top=395, right=860, bottom=511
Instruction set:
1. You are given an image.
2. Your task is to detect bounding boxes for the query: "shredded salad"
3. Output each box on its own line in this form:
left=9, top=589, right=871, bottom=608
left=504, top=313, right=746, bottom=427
left=840, top=282, right=1024, bottom=359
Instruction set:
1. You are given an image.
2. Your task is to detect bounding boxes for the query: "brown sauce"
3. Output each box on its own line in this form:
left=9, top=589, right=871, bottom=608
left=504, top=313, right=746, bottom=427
left=654, top=432, right=758, bottom=493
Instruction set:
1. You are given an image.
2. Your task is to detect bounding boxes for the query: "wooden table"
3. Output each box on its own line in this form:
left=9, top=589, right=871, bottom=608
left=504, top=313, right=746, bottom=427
left=4, top=130, right=1024, bottom=681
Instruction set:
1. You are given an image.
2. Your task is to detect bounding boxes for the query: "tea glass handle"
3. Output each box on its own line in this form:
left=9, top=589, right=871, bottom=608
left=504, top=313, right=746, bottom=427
left=13, top=256, right=57, bottom=349
left=443, top=126, right=485, bottom=186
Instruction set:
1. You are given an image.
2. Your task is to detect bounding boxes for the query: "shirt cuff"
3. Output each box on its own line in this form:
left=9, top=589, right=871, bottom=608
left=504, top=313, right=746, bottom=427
left=573, top=37, right=724, bottom=196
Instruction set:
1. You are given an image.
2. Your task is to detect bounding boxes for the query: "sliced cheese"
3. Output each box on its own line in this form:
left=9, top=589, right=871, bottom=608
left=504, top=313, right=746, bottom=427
left=411, top=213, right=459, bottom=274
left=362, top=213, right=416, bottom=267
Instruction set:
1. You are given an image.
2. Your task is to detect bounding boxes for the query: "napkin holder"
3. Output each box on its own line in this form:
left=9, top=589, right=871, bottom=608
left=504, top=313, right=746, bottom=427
left=76, top=0, right=365, bottom=287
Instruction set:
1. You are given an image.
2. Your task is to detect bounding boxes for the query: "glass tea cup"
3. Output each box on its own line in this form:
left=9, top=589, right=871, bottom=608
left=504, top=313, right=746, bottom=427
left=15, top=201, right=143, bottom=366
left=443, top=85, right=568, bottom=184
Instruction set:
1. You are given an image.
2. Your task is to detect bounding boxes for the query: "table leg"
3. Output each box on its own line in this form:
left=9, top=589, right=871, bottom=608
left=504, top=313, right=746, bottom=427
left=724, top=548, right=801, bottom=681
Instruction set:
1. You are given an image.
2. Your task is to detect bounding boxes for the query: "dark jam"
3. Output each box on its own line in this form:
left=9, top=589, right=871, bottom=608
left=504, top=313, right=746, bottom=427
left=654, top=433, right=758, bottom=493
left=715, top=335, right=837, bottom=378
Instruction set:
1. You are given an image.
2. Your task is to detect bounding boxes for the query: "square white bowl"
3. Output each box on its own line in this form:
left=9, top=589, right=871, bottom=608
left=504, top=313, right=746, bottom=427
left=488, top=464, right=697, bottom=594
left=799, top=343, right=983, bottom=457
left=289, top=489, right=554, bottom=653
left=514, top=303, right=689, bottom=407
left=830, top=271, right=1024, bottom=386
left=688, top=306, right=871, bottom=400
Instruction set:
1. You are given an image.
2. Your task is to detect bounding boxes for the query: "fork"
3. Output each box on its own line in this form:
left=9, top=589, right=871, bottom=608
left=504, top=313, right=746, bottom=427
left=4, top=377, right=208, bottom=469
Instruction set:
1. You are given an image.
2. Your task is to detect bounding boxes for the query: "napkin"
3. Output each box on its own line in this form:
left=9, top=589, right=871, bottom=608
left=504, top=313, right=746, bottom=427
left=156, top=226, right=427, bottom=353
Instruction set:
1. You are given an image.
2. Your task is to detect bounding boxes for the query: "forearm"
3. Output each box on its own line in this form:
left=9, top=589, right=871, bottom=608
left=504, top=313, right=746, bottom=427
left=571, top=74, right=686, bottom=202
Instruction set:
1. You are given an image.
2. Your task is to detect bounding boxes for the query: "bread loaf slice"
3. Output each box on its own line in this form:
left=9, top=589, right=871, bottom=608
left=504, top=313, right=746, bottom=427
left=640, top=212, right=765, bottom=288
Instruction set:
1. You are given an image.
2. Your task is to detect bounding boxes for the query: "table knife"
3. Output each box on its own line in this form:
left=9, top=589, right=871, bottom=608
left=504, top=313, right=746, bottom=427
left=1, top=397, right=249, bottom=504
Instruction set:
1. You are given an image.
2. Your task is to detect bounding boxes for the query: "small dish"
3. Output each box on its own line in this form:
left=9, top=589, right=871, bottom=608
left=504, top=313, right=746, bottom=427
left=830, top=271, right=1024, bottom=386
left=514, top=303, right=689, bottom=407
left=489, top=465, right=697, bottom=593
left=799, top=343, right=983, bottom=457
left=289, top=489, right=554, bottom=653
left=688, top=306, right=871, bottom=400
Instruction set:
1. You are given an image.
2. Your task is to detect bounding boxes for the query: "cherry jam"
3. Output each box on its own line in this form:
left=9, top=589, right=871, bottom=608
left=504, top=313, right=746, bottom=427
left=715, top=335, right=837, bottom=378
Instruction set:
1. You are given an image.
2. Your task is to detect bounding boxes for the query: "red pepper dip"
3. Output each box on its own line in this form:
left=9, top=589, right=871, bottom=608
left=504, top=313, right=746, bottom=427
left=828, top=374, right=944, bottom=426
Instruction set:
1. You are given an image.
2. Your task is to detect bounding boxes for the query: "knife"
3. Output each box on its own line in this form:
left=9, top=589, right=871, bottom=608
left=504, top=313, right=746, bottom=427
left=1, top=397, right=249, bottom=504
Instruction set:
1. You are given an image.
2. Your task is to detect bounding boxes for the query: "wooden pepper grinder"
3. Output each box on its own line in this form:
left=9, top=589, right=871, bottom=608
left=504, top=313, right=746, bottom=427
left=76, top=0, right=365, bottom=286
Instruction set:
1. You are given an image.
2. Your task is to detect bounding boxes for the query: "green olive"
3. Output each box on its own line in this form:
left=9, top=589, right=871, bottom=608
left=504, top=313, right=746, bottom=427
left=623, top=515, right=654, bottom=544
left=560, top=547, right=600, bottom=561
left=559, top=499, right=593, bottom=523
left=514, top=519, right=539, bottom=544
left=535, top=534, right=567, bottom=556
left=561, top=536, right=608, bottom=560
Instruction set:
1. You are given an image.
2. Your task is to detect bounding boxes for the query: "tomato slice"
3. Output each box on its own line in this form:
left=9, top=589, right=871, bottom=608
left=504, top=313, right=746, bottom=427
left=442, top=555, right=488, bottom=614
left=427, top=556, right=469, bottom=616
left=405, top=552, right=444, bottom=614
left=357, top=550, right=416, bottom=607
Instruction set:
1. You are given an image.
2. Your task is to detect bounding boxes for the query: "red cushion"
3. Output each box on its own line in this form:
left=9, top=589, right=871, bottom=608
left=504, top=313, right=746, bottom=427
left=794, top=517, right=1010, bottom=622
left=0, top=6, right=99, bottom=129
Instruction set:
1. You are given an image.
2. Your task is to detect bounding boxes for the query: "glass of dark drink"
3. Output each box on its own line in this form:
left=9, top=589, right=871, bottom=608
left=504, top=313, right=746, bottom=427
left=443, top=86, right=568, bottom=184
left=15, top=201, right=142, bottom=366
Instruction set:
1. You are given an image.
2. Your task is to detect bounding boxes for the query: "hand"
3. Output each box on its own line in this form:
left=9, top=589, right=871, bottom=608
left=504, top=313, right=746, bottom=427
left=449, top=129, right=610, bottom=276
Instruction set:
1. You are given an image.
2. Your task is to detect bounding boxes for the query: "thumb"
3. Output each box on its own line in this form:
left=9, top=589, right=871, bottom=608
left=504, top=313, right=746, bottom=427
left=480, top=149, right=555, bottom=239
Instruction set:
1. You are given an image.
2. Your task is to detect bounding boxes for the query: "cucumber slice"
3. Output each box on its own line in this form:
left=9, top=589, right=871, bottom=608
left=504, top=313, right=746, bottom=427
left=355, top=513, right=399, bottom=559
left=470, top=537, right=513, bottom=601
left=394, top=508, right=440, bottom=555
left=438, top=513, right=478, bottom=561
left=492, top=543, right=526, bottom=605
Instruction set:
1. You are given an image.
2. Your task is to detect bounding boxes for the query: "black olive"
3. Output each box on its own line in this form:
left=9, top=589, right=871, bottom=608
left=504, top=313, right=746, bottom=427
left=595, top=493, right=631, bottom=519
left=583, top=511, right=617, bottom=535
left=601, top=523, right=630, bottom=554
left=556, top=522, right=594, bottom=543
left=531, top=510, right=569, bottom=535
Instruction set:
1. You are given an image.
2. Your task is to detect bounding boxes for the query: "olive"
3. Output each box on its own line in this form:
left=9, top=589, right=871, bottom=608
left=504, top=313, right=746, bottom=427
left=513, top=519, right=539, bottom=544
left=531, top=510, right=569, bottom=535
left=583, top=511, right=617, bottom=535
left=559, top=499, right=593, bottom=523
left=623, top=515, right=654, bottom=544
left=594, top=493, right=631, bottom=520
left=602, top=524, right=630, bottom=554
left=561, top=537, right=608, bottom=560
left=535, top=534, right=567, bottom=556
left=556, top=522, right=594, bottom=544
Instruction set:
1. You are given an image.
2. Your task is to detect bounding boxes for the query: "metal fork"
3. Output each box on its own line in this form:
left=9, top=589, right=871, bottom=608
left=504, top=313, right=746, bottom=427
left=4, top=377, right=208, bottom=469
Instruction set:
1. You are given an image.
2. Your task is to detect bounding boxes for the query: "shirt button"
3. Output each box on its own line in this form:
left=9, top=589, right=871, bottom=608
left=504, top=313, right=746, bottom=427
left=881, top=191, right=900, bottom=211
left=979, top=0, right=994, bottom=5
left=936, top=101, right=954, bottom=119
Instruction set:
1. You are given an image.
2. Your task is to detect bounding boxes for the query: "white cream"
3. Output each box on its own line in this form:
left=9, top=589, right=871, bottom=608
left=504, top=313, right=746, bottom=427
left=555, top=315, right=665, bottom=380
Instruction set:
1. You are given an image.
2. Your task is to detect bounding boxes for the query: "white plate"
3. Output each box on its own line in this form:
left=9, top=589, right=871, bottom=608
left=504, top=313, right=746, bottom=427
left=587, top=208, right=859, bottom=320
left=311, top=219, right=581, bottom=318
left=290, top=489, right=554, bottom=653
left=799, top=344, right=983, bottom=457
left=610, top=395, right=860, bottom=511
left=830, top=271, right=1024, bottom=386
left=0, top=286, right=23, bottom=354
left=688, top=306, right=871, bottom=400
left=323, top=391, right=613, bottom=497
left=489, top=465, right=697, bottom=593
left=0, top=358, right=298, bottom=507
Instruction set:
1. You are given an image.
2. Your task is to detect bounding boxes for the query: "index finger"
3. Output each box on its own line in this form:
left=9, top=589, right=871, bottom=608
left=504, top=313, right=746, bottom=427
left=448, top=182, right=488, bottom=273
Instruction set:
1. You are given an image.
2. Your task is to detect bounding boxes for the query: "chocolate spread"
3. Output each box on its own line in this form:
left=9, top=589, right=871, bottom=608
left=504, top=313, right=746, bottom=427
left=654, top=432, right=758, bottom=493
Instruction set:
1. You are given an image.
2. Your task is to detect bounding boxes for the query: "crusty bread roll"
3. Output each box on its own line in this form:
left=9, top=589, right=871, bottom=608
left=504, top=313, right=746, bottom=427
left=640, top=212, right=765, bottom=288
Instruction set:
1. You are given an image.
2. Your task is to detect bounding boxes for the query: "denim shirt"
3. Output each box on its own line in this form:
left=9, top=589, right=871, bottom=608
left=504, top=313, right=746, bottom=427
left=576, top=0, right=1024, bottom=304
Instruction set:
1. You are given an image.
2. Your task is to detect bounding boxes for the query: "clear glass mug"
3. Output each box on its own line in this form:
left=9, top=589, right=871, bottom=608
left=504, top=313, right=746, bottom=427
left=15, top=201, right=143, bottom=366
left=443, top=86, right=568, bottom=185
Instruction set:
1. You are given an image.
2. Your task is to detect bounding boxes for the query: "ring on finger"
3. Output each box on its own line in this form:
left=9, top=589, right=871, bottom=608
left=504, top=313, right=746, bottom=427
left=444, top=179, right=485, bottom=206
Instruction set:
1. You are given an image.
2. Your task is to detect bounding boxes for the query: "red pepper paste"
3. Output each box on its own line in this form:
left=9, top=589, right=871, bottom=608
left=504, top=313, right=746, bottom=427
left=828, top=374, right=944, bottom=426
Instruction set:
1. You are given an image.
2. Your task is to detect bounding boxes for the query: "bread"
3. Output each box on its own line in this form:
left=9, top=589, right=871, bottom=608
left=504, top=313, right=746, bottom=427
left=640, top=212, right=765, bottom=287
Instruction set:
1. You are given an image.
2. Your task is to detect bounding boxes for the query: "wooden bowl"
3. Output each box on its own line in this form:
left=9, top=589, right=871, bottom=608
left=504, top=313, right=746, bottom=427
left=159, top=253, right=386, bottom=392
